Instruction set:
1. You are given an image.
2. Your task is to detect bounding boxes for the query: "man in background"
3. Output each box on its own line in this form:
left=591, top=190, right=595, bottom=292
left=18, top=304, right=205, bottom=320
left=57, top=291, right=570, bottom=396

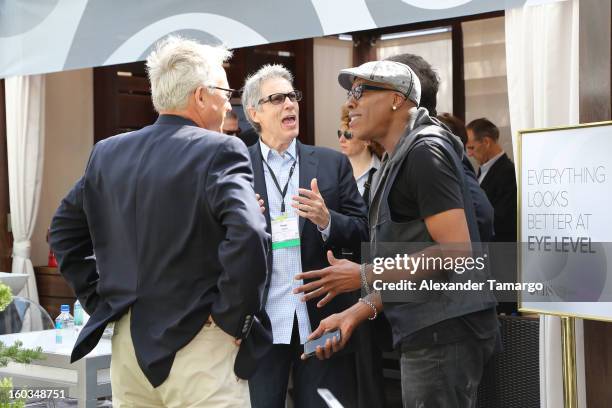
left=222, top=109, right=241, bottom=136
left=50, top=36, right=270, bottom=407
left=223, top=109, right=260, bottom=146
left=466, top=117, right=517, bottom=313
left=466, top=118, right=517, bottom=243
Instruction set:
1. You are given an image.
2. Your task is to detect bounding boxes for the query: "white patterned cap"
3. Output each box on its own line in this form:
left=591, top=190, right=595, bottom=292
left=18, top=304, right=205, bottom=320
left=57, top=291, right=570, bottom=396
left=338, top=60, right=421, bottom=105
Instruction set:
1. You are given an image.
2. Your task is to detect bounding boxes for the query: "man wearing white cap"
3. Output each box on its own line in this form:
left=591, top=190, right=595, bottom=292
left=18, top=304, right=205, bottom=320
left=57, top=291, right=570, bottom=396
left=294, top=60, right=498, bottom=407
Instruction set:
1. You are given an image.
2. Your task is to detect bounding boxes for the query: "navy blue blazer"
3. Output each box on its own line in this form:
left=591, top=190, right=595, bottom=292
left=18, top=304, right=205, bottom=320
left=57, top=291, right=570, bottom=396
left=50, top=115, right=271, bottom=387
left=249, top=140, right=369, bottom=332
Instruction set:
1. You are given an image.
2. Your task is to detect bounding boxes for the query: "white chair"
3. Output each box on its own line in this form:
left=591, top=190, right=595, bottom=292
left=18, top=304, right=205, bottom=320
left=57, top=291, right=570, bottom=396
left=0, top=296, right=55, bottom=407
left=0, top=296, right=54, bottom=335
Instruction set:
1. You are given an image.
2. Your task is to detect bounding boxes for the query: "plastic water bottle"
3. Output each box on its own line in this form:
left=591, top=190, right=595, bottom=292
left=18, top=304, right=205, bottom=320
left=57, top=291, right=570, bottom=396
left=55, top=304, right=75, bottom=344
left=74, top=300, right=84, bottom=326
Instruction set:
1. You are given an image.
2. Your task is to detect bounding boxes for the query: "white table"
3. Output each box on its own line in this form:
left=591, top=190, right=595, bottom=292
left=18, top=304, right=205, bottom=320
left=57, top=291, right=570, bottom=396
left=0, top=329, right=111, bottom=408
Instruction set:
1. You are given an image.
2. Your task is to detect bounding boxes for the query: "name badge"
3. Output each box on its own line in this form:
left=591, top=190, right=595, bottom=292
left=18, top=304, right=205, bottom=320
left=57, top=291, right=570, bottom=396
left=271, top=214, right=300, bottom=250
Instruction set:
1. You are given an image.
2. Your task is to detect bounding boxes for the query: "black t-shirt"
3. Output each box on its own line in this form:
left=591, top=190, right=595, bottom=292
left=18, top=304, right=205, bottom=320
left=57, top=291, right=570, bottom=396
left=388, top=140, right=463, bottom=223
left=387, top=139, right=498, bottom=347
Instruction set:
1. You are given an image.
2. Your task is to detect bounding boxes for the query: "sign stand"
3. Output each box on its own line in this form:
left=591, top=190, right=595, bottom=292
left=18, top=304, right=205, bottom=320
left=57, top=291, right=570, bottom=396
left=561, top=316, right=578, bottom=408
left=517, top=122, right=612, bottom=408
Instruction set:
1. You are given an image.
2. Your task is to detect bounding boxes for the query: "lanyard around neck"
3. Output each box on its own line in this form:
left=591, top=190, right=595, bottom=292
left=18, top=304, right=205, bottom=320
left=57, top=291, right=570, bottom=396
left=261, top=152, right=298, bottom=213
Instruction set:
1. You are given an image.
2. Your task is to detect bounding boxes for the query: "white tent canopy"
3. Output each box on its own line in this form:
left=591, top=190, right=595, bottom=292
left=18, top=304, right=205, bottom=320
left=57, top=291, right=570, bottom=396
left=0, top=0, right=525, bottom=79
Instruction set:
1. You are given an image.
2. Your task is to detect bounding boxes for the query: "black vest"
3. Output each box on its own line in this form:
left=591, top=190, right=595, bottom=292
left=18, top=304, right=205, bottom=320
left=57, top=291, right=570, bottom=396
left=368, top=123, right=497, bottom=347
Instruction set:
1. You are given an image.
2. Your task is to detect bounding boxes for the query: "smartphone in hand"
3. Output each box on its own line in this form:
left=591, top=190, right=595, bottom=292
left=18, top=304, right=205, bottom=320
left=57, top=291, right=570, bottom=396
left=304, top=329, right=341, bottom=357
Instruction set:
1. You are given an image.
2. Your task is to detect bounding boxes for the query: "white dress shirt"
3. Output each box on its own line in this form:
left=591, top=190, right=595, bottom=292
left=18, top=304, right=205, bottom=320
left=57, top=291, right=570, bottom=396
left=478, top=151, right=505, bottom=184
left=354, top=154, right=381, bottom=196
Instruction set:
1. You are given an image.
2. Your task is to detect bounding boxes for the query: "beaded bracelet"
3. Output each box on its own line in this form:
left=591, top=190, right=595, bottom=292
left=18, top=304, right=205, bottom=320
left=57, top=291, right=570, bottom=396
left=358, top=297, right=378, bottom=320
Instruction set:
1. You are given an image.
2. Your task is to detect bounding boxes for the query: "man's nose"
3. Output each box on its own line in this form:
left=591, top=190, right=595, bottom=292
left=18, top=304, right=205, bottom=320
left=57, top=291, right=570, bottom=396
left=345, top=97, right=356, bottom=110
left=282, top=95, right=295, bottom=108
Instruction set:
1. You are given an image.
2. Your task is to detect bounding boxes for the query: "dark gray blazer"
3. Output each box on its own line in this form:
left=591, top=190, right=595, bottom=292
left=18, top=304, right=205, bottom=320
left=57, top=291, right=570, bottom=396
left=50, top=114, right=271, bottom=387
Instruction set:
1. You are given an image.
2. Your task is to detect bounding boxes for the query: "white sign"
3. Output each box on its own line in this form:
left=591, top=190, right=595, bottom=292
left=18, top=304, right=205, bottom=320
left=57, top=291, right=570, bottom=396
left=518, top=122, right=612, bottom=321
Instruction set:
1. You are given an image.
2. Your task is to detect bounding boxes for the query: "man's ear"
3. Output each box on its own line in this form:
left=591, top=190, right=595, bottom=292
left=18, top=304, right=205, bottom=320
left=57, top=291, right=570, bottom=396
left=194, top=86, right=206, bottom=108
left=393, top=93, right=408, bottom=109
left=483, top=136, right=492, bottom=149
left=248, top=106, right=260, bottom=126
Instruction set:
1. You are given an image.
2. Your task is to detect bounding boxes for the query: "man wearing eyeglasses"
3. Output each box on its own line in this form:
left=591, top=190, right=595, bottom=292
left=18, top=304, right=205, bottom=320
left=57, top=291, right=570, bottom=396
left=241, top=64, right=368, bottom=408
left=293, top=60, right=499, bottom=408
left=50, top=37, right=271, bottom=407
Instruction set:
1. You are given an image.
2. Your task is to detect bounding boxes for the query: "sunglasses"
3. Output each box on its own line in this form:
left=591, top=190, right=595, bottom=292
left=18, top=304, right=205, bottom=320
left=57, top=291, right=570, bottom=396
left=208, top=85, right=236, bottom=100
left=258, top=90, right=302, bottom=105
left=347, top=84, right=405, bottom=101
left=337, top=130, right=352, bottom=140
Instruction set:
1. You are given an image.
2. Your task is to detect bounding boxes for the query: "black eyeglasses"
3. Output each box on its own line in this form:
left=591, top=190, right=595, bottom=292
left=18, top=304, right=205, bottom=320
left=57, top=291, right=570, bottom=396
left=337, top=129, right=352, bottom=140
left=258, top=90, right=302, bottom=105
left=208, top=85, right=236, bottom=100
left=347, top=84, right=405, bottom=101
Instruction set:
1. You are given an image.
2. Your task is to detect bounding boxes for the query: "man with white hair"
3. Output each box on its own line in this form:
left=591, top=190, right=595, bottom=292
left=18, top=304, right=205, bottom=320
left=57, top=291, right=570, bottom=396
left=241, top=64, right=368, bottom=408
left=50, top=36, right=270, bottom=407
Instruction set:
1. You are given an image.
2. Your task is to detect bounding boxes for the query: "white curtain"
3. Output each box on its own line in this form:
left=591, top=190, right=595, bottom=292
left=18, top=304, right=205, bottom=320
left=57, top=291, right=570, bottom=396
left=5, top=75, right=46, bottom=303
left=505, top=1, right=584, bottom=407
left=462, top=17, right=512, bottom=162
